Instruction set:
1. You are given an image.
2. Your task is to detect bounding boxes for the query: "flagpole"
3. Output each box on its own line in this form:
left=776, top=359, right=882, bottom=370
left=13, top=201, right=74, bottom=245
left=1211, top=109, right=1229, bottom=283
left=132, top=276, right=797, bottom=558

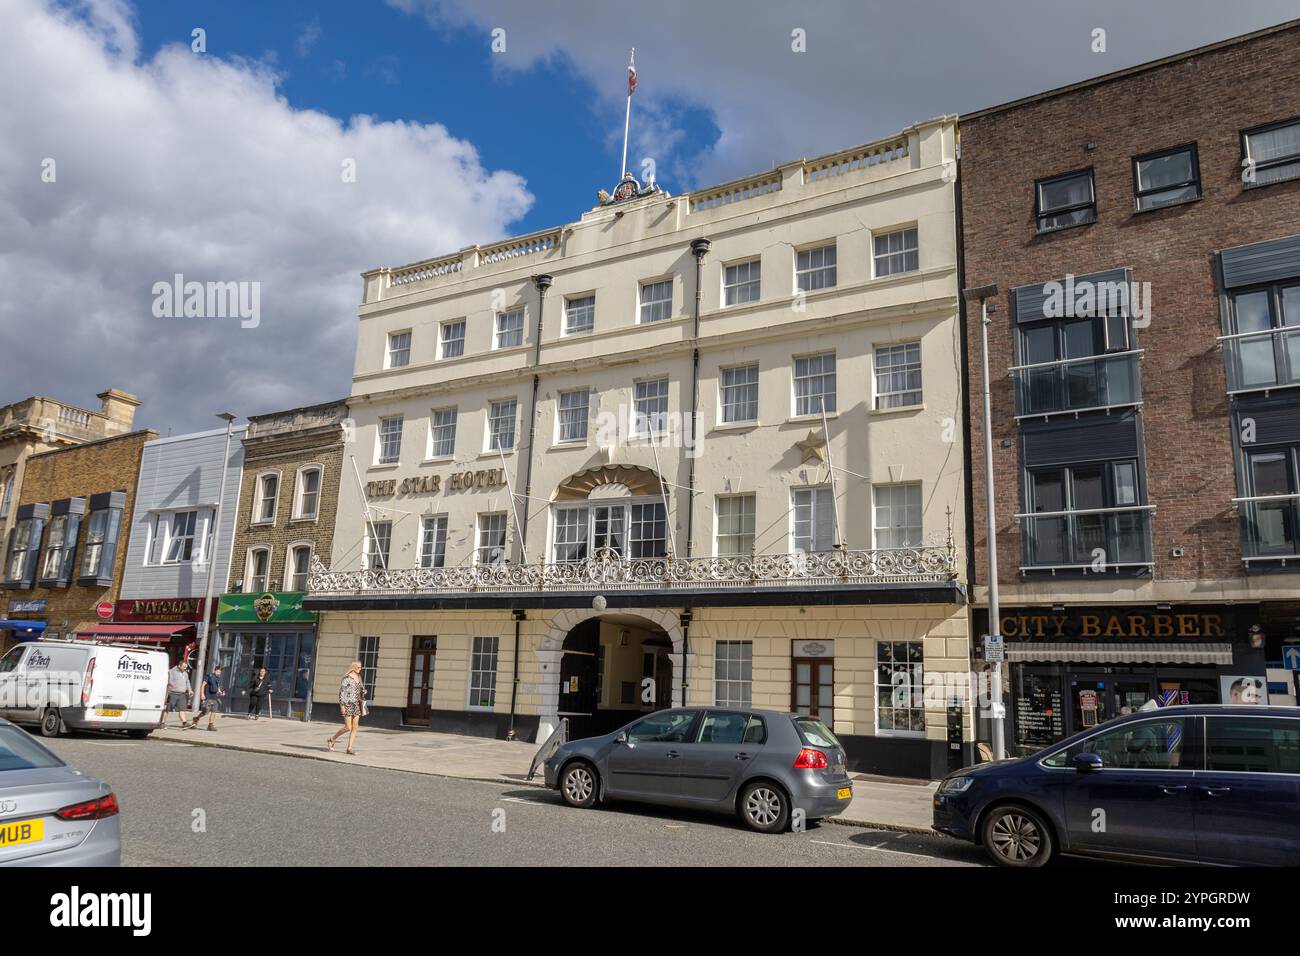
left=620, top=48, right=635, bottom=180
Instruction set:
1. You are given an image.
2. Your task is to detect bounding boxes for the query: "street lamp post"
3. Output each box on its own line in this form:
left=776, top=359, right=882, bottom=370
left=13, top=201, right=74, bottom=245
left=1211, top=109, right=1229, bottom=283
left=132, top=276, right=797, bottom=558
left=192, top=412, right=237, bottom=721
left=963, top=284, right=1006, bottom=761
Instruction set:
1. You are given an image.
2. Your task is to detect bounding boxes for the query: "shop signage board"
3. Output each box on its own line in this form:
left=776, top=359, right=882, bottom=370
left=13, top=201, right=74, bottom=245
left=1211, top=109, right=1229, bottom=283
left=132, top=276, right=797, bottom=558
left=216, top=592, right=317, bottom=625
left=992, top=607, right=1235, bottom=641
left=8, top=599, right=46, bottom=614
left=114, top=598, right=207, bottom=623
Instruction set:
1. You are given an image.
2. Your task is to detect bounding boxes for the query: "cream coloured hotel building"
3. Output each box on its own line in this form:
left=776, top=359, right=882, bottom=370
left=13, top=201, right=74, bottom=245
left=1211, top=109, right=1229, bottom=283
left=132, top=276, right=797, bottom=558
left=307, top=115, right=972, bottom=777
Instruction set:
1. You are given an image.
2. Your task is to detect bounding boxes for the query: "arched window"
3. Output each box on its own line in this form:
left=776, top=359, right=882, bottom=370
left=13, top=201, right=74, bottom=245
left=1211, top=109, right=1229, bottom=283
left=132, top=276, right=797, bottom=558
left=245, top=547, right=271, bottom=593
left=294, top=465, right=322, bottom=520
left=286, top=543, right=313, bottom=592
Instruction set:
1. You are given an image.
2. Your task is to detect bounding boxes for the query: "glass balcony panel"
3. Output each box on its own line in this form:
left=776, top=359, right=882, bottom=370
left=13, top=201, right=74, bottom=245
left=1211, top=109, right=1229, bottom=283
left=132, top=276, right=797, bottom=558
left=1244, top=502, right=1298, bottom=556
left=1222, top=329, right=1300, bottom=392
left=1021, top=508, right=1152, bottom=571
left=1013, top=352, right=1141, bottom=416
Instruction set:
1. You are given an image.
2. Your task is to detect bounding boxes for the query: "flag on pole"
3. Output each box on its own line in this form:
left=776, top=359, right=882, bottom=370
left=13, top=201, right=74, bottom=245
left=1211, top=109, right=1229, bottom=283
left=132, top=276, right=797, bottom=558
left=627, top=49, right=637, bottom=96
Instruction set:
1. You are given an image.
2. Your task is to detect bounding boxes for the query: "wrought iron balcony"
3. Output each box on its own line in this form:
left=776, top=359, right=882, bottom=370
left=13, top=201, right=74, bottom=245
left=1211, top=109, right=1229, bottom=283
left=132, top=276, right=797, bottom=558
left=1234, top=493, right=1300, bottom=567
left=1011, top=351, right=1142, bottom=418
left=1016, top=505, right=1155, bottom=574
left=1217, top=327, right=1300, bottom=394
left=308, top=544, right=958, bottom=596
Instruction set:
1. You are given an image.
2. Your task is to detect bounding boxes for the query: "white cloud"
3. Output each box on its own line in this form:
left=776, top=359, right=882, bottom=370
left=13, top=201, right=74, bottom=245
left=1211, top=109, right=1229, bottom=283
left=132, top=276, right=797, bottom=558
left=295, top=16, right=322, bottom=58
left=392, top=0, right=1300, bottom=191
left=0, top=0, right=532, bottom=432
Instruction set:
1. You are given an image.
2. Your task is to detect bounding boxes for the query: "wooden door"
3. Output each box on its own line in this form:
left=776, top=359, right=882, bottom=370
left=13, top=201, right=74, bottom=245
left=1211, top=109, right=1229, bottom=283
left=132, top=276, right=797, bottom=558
left=405, top=636, right=437, bottom=725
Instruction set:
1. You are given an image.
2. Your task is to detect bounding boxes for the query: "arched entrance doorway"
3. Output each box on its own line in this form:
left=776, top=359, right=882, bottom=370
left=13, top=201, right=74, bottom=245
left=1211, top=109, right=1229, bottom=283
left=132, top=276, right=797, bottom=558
left=539, top=608, right=683, bottom=741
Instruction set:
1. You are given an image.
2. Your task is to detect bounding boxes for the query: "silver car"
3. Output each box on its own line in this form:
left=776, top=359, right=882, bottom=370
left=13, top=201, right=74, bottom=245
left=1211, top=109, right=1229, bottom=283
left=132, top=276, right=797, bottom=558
left=0, top=718, right=121, bottom=866
left=544, top=707, right=853, bottom=832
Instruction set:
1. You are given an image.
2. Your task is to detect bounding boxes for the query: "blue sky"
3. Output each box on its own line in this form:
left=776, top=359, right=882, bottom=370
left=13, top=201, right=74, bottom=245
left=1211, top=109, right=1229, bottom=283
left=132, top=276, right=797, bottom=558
left=125, top=0, right=717, bottom=235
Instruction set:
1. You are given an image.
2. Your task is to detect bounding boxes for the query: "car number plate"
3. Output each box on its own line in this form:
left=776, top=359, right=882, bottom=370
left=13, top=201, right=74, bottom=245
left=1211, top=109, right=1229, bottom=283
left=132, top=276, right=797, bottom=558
left=96, top=708, right=123, bottom=717
left=836, top=787, right=852, bottom=800
left=0, top=820, right=44, bottom=847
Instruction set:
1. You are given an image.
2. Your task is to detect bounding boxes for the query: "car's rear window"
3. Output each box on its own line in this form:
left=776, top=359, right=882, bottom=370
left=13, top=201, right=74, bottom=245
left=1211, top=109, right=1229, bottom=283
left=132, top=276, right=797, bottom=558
left=0, top=726, right=63, bottom=772
left=794, top=717, right=841, bottom=749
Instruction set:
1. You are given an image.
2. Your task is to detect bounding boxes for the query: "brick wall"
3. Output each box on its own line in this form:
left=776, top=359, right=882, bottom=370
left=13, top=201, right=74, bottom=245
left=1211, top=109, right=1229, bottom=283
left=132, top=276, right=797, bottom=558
left=959, top=23, right=1300, bottom=591
left=226, top=428, right=344, bottom=593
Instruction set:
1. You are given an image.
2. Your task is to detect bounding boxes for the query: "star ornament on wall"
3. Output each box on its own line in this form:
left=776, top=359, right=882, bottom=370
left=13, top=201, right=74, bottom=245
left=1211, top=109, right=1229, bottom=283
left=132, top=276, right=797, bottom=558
left=795, top=430, right=827, bottom=464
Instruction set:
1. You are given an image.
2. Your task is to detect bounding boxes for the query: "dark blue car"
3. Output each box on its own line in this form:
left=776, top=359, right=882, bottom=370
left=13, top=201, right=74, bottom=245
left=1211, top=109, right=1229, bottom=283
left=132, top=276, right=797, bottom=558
left=933, top=704, right=1300, bottom=866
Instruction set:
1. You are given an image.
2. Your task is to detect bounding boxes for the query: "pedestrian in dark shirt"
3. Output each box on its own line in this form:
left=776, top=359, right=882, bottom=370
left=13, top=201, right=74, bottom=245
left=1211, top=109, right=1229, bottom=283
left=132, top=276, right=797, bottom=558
left=195, top=665, right=224, bottom=731
left=248, top=668, right=271, bottom=720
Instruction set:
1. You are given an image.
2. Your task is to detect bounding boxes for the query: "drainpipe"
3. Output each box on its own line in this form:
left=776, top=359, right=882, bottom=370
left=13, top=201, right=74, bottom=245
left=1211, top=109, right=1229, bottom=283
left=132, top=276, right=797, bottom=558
left=506, top=276, right=549, bottom=743
left=519, top=274, right=551, bottom=559
left=685, top=238, right=710, bottom=558
left=507, top=609, right=526, bottom=740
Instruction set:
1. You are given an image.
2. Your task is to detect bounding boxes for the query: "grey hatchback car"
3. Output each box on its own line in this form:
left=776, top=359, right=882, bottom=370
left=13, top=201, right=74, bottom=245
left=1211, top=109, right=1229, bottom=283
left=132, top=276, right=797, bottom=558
left=0, top=718, right=121, bottom=866
left=544, top=707, right=853, bottom=832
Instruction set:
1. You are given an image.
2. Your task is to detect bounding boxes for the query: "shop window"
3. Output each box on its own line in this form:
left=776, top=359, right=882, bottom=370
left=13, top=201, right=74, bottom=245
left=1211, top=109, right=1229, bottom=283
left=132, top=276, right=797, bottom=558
left=714, top=640, right=752, bottom=708
left=468, top=636, right=499, bottom=709
left=877, top=641, right=924, bottom=735
left=356, top=635, right=380, bottom=701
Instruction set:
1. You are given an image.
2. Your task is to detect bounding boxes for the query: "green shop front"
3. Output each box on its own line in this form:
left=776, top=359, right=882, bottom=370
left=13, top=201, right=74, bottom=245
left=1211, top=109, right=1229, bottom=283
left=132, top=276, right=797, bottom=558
left=215, top=593, right=319, bottom=720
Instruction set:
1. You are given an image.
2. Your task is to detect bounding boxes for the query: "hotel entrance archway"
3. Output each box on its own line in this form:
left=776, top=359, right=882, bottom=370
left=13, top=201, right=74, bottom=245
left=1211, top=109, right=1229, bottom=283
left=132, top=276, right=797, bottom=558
left=546, top=609, right=682, bottom=741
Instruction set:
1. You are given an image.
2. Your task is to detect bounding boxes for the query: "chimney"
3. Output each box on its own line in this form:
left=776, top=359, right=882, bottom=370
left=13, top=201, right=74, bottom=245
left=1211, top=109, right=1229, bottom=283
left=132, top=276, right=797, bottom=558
left=97, top=388, right=141, bottom=432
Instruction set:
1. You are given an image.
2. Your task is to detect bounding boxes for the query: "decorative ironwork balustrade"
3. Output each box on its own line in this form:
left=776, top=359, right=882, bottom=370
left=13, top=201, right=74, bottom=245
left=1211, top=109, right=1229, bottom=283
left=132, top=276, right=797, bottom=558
left=308, top=544, right=957, bottom=596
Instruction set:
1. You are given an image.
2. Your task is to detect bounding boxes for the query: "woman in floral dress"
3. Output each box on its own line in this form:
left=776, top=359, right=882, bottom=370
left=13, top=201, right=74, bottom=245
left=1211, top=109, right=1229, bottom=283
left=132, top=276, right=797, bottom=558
left=327, top=660, right=366, bottom=755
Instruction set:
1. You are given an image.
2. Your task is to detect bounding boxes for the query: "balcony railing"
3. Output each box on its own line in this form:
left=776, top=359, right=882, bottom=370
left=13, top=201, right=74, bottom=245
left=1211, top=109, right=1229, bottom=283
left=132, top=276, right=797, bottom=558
left=307, top=544, right=958, bottom=596
left=1011, top=351, right=1142, bottom=418
left=1233, top=493, right=1300, bottom=566
left=1217, top=327, right=1300, bottom=394
left=1016, top=505, right=1155, bottom=573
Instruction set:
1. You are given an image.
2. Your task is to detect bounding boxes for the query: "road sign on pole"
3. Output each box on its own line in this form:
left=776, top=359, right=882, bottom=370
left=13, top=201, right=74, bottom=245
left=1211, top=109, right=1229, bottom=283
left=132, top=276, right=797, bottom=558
left=1283, top=645, right=1300, bottom=670
left=984, top=634, right=1005, bottom=662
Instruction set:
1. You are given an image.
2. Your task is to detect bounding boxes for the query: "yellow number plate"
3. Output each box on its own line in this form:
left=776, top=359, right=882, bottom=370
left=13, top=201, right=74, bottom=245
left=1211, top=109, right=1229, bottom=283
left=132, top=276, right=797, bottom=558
left=97, top=709, right=123, bottom=717
left=836, top=787, right=852, bottom=800
left=0, top=820, right=44, bottom=847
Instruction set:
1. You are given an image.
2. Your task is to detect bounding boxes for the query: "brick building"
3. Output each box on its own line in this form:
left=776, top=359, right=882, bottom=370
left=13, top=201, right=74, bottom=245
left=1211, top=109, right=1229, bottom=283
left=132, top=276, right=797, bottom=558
left=0, top=428, right=157, bottom=653
left=0, top=388, right=141, bottom=567
left=215, top=400, right=348, bottom=719
left=957, top=20, right=1300, bottom=752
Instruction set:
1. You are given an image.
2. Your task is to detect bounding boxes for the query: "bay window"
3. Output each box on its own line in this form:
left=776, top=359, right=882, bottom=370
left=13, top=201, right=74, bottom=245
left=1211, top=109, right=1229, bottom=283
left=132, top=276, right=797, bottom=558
left=550, top=500, right=667, bottom=561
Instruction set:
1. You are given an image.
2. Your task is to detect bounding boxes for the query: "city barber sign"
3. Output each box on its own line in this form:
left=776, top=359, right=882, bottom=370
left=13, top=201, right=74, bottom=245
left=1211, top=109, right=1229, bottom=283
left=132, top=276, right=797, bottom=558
left=995, top=607, right=1234, bottom=641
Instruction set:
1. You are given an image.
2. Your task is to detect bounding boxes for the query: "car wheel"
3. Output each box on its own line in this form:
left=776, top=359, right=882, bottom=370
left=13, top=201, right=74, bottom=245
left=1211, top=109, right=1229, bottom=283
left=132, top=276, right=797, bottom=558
left=126, top=729, right=152, bottom=740
left=739, top=781, right=790, bottom=834
left=981, top=804, right=1054, bottom=868
left=559, top=761, right=599, bottom=809
left=39, top=709, right=62, bottom=738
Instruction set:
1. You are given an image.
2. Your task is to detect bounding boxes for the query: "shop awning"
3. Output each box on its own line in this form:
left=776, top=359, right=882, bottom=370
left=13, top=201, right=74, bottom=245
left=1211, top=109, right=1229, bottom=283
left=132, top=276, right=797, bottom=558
left=72, top=623, right=194, bottom=643
left=1006, top=642, right=1234, bottom=664
left=0, top=619, right=46, bottom=637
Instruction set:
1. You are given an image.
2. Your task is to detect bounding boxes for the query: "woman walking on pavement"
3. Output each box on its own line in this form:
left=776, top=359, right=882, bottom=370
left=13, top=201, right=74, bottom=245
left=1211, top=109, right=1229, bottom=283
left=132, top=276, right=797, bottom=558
left=247, top=667, right=271, bottom=719
left=327, top=660, right=366, bottom=755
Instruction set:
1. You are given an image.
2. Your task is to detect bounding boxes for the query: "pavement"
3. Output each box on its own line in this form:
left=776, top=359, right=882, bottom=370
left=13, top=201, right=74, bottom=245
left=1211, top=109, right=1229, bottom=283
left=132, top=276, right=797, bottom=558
left=152, top=713, right=938, bottom=833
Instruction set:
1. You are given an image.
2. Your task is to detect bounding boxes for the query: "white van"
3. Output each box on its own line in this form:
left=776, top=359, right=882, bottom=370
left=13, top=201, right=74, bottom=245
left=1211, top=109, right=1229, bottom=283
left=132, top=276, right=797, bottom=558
left=0, top=640, right=169, bottom=738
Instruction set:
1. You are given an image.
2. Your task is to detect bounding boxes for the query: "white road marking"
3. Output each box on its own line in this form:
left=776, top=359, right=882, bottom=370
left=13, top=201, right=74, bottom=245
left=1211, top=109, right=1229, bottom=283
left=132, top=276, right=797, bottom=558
left=809, top=838, right=979, bottom=866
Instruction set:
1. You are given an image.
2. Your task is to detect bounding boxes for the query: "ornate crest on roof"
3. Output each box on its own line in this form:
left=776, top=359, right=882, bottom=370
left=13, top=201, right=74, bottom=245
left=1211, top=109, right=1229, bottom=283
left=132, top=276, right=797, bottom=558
left=598, top=173, right=660, bottom=207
